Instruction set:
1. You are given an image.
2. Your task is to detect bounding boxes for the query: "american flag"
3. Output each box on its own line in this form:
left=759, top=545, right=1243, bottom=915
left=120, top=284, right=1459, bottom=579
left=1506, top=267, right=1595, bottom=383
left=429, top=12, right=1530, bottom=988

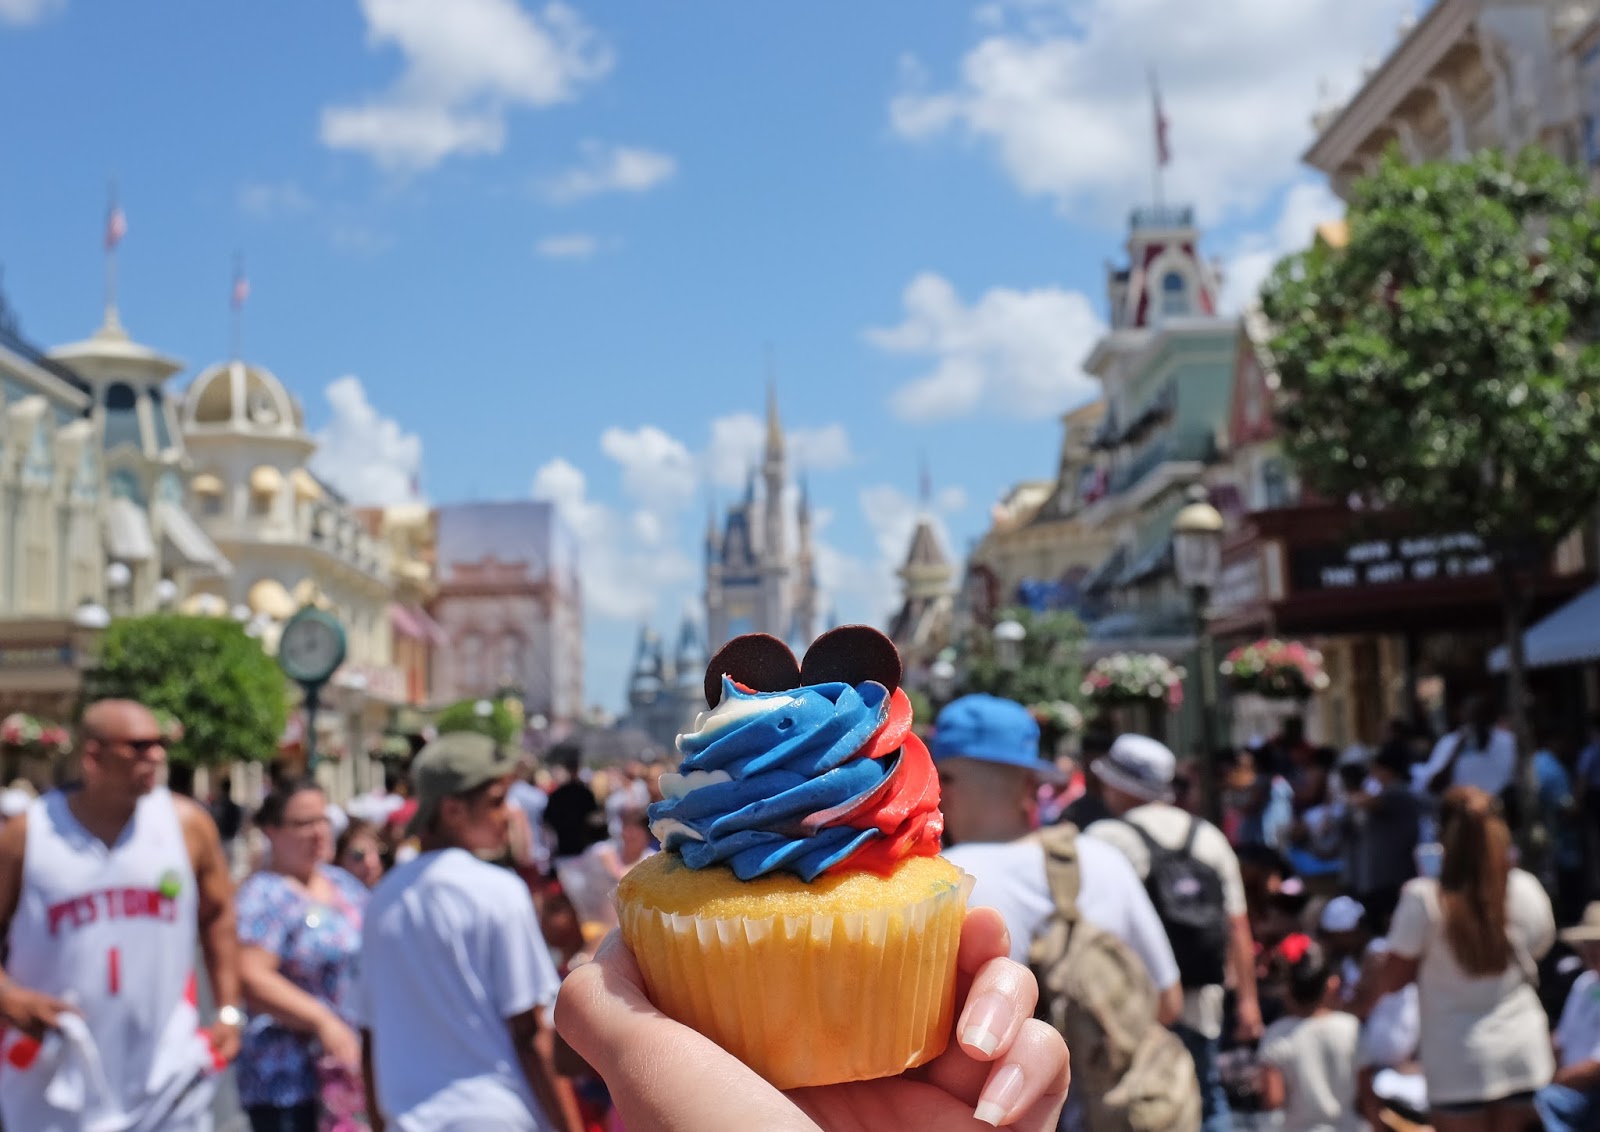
left=231, top=257, right=250, bottom=310
left=1152, top=75, right=1171, bottom=167
left=105, top=199, right=126, bottom=251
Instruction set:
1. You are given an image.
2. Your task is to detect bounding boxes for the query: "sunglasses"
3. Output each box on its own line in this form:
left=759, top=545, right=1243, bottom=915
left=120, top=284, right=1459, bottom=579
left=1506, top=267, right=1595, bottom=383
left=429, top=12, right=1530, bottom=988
left=91, top=735, right=165, bottom=755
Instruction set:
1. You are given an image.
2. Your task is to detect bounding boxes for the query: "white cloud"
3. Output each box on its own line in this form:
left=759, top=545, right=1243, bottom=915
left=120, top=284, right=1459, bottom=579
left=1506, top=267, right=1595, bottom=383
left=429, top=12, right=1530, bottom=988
left=542, top=141, right=678, bottom=203
left=599, top=425, right=698, bottom=513
left=1219, top=179, right=1345, bottom=311
left=322, top=0, right=613, bottom=172
left=0, top=0, right=62, bottom=25
left=705, top=413, right=855, bottom=489
left=531, top=457, right=694, bottom=622
left=309, top=376, right=423, bottom=505
left=867, top=272, right=1105, bottom=421
left=535, top=233, right=600, bottom=260
left=891, top=0, right=1398, bottom=224
left=237, top=181, right=315, bottom=220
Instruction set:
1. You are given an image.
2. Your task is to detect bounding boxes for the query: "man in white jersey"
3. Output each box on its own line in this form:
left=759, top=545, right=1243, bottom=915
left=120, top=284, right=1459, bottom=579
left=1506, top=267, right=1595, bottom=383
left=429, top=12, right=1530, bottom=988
left=0, top=699, right=242, bottom=1132
left=356, top=732, right=582, bottom=1132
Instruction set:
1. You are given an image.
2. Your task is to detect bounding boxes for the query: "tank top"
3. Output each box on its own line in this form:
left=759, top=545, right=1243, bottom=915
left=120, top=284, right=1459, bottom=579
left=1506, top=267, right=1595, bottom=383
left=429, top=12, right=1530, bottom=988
left=1, top=787, right=213, bottom=1131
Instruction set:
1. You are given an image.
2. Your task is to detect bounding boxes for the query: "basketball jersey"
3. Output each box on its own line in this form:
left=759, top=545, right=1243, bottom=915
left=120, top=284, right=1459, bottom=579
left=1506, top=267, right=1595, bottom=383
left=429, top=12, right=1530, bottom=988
left=1, top=787, right=215, bottom=1132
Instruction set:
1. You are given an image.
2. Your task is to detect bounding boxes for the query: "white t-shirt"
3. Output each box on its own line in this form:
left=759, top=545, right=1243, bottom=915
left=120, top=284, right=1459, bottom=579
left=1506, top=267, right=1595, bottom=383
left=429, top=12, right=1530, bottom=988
left=1555, top=970, right=1600, bottom=1070
left=354, top=848, right=561, bottom=1132
left=1356, top=938, right=1420, bottom=1069
left=942, top=834, right=1180, bottom=994
left=1385, top=870, right=1554, bottom=1105
left=1085, top=804, right=1248, bottom=1038
left=1259, top=1011, right=1363, bottom=1132
left=1413, top=728, right=1516, bottom=796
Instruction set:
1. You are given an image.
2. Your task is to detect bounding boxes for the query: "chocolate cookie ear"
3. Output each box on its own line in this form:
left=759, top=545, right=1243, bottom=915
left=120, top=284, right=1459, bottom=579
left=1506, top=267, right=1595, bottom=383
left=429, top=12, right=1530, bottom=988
left=799, top=625, right=902, bottom=693
left=703, top=634, right=802, bottom=708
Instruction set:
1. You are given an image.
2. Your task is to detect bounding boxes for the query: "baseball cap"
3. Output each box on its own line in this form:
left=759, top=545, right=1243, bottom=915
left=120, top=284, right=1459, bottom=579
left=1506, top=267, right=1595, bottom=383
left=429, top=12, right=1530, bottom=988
left=928, top=695, right=1065, bottom=783
left=406, top=731, right=520, bottom=838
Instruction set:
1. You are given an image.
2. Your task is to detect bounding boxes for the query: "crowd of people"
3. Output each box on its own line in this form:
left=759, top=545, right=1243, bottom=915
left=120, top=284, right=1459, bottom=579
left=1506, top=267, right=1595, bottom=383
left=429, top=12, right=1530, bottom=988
left=0, top=692, right=1596, bottom=1131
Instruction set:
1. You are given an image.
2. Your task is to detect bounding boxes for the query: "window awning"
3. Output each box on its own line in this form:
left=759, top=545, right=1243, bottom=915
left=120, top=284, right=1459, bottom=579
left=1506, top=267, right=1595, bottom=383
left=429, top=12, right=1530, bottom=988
left=1488, top=583, right=1600, bottom=672
left=155, top=501, right=232, bottom=576
left=249, top=465, right=283, bottom=495
left=191, top=472, right=224, bottom=496
left=105, top=497, right=156, bottom=562
left=291, top=468, right=323, bottom=502
left=250, top=578, right=297, bottom=621
left=1082, top=547, right=1128, bottom=595
left=390, top=602, right=449, bottom=646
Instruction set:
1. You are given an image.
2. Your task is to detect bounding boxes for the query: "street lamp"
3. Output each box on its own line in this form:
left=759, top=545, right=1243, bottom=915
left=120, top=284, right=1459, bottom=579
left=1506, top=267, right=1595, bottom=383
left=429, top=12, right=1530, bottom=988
left=154, top=578, right=179, bottom=610
left=105, top=562, right=132, bottom=616
left=1172, top=484, right=1225, bottom=821
left=993, top=619, right=1026, bottom=691
left=928, top=655, right=958, bottom=706
left=73, top=599, right=111, bottom=631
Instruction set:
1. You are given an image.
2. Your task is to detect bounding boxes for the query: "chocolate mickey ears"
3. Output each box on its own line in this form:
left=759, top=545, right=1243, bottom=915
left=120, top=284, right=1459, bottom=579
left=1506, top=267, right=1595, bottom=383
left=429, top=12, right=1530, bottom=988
left=800, top=625, right=902, bottom=694
left=703, top=625, right=902, bottom=707
left=703, top=633, right=802, bottom=710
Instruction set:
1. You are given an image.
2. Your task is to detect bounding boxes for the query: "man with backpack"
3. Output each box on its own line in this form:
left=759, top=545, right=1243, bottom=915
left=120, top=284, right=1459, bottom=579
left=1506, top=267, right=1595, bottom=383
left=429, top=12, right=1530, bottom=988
left=1086, top=733, right=1262, bottom=1132
left=932, top=696, right=1197, bottom=1131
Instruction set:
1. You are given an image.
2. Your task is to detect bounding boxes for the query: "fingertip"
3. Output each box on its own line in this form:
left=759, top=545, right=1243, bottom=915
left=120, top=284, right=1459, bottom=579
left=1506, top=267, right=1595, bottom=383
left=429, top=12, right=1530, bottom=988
left=958, top=906, right=1010, bottom=972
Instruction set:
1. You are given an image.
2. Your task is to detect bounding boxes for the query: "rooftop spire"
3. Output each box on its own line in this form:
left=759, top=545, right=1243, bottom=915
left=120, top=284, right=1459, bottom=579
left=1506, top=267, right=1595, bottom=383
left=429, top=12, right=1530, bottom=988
left=100, top=177, right=127, bottom=337
left=765, top=347, right=783, bottom=457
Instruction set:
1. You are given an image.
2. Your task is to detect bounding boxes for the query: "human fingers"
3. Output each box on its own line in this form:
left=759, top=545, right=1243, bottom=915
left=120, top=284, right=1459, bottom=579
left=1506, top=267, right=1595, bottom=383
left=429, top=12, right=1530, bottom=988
left=972, top=1019, right=1070, bottom=1131
left=916, top=954, right=1040, bottom=1104
left=555, top=933, right=815, bottom=1132
left=952, top=906, right=1011, bottom=1011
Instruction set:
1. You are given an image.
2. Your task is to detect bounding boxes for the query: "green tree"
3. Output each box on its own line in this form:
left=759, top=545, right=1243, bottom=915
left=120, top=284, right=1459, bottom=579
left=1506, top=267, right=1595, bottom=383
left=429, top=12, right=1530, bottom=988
left=435, top=697, right=519, bottom=746
left=86, top=615, right=288, bottom=766
left=961, top=606, right=1087, bottom=707
left=1262, top=148, right=1600, bottom=840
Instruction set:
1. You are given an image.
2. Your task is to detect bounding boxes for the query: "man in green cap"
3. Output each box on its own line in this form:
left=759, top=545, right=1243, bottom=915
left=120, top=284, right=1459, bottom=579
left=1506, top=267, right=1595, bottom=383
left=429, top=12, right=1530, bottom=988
left=354, top=732, right=581, bottom=1132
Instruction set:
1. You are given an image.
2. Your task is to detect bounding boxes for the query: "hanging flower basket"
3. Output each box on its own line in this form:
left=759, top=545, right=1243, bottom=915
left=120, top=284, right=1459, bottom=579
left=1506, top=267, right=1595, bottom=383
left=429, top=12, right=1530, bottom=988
left=1220, top=639, right=1329, bottom=701
left=0, top=714, right=71, bottom=756
left=1081, top=654, right=1186, bottom=710
left=1029, top=701, right=1085, bottom=756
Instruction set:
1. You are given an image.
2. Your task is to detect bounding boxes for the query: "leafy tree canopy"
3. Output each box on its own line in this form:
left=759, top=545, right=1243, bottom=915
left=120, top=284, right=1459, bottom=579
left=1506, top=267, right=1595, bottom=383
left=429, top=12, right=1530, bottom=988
left=86, top=615, right=288, bottom=766
left=1262, top=148, right=1600, bottom=551
left=435, top=697, right=519, bottom=746
left=961, top=606, right=1087, bottom=706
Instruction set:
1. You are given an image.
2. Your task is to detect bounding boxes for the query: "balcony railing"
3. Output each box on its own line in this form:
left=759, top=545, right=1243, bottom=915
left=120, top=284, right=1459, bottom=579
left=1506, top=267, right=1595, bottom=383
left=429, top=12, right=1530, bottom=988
left=1108, top=427, right=1216, bottom=496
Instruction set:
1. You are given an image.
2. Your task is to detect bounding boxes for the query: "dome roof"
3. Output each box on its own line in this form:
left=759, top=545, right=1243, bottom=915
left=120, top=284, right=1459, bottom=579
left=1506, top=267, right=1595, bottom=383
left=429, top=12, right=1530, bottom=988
left=183, top=359, right=305, bottom=436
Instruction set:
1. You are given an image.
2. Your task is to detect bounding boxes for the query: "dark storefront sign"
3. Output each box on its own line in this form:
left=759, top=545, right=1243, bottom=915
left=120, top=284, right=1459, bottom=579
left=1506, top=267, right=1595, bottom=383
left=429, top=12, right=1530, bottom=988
left=1290, top=532, right=1493, bottom=594
left=0, top=644, right=74, bottom=669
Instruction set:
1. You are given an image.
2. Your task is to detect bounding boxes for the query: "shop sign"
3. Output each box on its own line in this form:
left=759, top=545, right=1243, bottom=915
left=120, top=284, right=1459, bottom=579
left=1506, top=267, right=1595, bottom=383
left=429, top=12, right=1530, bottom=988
left=1211, top=551, right=1266, bottom=615
left=0, top=644, right=74, bottom=670
left=1290, top=532, right=1493, bottom=593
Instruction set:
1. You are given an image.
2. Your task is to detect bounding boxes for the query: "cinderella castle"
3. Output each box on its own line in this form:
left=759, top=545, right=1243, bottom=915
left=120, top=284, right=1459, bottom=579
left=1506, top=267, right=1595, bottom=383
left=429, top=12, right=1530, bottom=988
left=621, top=386, right=819, bottom=749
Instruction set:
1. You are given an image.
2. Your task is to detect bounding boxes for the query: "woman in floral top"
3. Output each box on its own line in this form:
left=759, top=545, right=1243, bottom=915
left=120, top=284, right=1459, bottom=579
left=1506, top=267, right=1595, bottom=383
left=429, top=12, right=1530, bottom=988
left=236, top=778, right=370, bottom=1132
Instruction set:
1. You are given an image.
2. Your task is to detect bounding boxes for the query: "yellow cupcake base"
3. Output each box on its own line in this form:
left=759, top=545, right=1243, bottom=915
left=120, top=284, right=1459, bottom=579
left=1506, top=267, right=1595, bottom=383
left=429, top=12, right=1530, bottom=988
left=618, top=853, right=970, bottom=1090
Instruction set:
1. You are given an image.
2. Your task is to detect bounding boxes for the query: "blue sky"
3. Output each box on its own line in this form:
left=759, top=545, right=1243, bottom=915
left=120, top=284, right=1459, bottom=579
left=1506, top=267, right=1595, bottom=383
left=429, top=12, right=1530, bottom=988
left=0, top=0, right=1407, bottom=709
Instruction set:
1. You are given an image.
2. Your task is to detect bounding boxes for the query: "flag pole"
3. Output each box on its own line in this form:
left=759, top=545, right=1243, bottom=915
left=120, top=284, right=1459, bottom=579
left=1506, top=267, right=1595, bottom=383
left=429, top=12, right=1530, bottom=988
left=104, top=178, right=121, bottom=330
left=230, top=251, right=245, bottom=361
left=1149, top=70, right=1166, bottom=212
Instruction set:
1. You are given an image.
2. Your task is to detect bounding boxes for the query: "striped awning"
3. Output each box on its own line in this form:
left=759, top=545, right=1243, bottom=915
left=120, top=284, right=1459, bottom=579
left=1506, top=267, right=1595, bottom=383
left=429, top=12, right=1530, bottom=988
left=1488, top=584, right=1600, bottom=672
left=105, top=497, right=156, bottom=562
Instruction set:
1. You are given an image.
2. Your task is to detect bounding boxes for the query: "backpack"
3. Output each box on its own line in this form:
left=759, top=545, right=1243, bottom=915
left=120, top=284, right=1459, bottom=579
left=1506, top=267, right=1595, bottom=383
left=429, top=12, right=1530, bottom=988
left=1029, top=824, right=1202, bottom=1132
left=1120, top=816, right=1229, bottom=989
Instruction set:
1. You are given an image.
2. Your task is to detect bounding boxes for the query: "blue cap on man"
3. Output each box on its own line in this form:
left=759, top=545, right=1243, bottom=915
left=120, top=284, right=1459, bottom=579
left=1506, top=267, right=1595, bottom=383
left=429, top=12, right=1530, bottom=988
left=928, top=694, right=1066, bottom=782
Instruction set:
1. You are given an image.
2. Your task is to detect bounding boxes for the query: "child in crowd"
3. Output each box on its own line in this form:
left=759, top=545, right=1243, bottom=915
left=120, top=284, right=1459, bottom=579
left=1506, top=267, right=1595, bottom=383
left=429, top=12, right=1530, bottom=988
left=1257, top=934, right=1364, bottom=1132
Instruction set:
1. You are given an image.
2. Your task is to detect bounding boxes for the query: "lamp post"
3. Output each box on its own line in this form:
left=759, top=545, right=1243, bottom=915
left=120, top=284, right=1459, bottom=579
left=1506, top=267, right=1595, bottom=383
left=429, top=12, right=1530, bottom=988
left=1172, top=484, right=1225, bottom=822
left=993, top=619, right=1026, bottom=699
left=104, top=562, right=132, bottom=617
left=928, top=654, right=957, bottom=709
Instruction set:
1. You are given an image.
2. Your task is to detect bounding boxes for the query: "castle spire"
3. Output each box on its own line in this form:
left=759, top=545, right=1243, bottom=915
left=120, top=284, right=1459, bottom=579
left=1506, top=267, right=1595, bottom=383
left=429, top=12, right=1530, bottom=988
left=765, top=370, right=784, bottom=458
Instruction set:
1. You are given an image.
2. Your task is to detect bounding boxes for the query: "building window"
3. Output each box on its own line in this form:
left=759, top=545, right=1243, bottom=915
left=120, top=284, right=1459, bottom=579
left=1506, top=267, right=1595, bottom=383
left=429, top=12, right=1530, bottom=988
left=1160, top=271, right=1189, bottom=317
left=1260, top=457, right=1291, bottom=509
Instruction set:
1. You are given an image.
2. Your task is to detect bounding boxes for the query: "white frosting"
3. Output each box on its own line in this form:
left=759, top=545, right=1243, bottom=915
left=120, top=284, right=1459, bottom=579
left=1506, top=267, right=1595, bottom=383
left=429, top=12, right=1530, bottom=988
left=659, top=769, right=733, bottom=799
left=681, top=689, right=794, bottom=746
left=651, top=817, right=705, bottom=844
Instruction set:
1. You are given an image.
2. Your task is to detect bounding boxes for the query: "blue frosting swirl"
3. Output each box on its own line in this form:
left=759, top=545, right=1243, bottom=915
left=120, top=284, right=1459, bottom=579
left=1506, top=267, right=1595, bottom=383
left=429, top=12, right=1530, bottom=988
left=647, top=678, right=899, bottom=882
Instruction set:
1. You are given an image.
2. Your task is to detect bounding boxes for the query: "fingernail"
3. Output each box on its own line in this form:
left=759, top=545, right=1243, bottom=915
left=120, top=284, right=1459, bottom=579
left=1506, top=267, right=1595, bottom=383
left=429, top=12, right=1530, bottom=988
left=959, top=993, right=1007, bottom=1056
left=974, top=1063, right=1024, bottom=1126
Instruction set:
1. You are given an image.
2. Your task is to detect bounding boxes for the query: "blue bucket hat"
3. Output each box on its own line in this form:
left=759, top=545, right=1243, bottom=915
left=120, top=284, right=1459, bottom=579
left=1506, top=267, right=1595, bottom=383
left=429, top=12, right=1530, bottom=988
left=929, top=694, right=1065, bottom=782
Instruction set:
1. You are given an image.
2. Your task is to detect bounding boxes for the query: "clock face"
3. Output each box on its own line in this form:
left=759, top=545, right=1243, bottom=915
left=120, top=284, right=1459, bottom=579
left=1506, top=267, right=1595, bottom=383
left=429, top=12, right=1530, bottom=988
left=278, top=610, right=346, bottom=684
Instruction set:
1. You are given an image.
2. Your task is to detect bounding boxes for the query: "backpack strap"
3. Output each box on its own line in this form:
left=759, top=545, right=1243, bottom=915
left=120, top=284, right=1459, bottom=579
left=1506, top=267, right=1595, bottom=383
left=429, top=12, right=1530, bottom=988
left=1032, top=823, right=1082, bottom=927
left=1117, top=815, right=1165, bottom=861
left=1181, top=815, right=1203, bottom=856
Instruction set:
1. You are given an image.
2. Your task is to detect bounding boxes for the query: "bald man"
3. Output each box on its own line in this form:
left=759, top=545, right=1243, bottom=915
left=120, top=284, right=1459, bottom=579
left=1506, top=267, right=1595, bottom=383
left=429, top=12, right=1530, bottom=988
left=0, top=699, right=241, bottom=1131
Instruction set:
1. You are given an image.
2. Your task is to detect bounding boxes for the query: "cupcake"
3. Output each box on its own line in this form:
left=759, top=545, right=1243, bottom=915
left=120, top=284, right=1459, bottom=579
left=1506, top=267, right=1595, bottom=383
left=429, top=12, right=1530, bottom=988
left=617, top=626, right=969, bottom=1090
